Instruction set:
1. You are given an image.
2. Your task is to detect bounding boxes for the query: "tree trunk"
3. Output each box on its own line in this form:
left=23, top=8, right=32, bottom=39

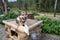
left=4, top=0, right=7, bottom=13
left=54, top=0, right=57, bottom=17
left=35, top=0, right=39, bottom=10
left=17, top=0, right=22, bottom=10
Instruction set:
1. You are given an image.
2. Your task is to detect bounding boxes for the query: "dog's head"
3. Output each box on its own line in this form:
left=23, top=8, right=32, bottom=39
left=21, top=11, right=27, bottom=16
left=17, top=11, right=27, bottom=26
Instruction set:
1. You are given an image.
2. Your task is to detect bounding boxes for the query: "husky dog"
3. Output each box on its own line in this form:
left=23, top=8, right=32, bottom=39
left=16, top=15, right=27, bottom=26
left=16, top=11, right=27, bottom=25
left=16, top=11, right=29, bottom=35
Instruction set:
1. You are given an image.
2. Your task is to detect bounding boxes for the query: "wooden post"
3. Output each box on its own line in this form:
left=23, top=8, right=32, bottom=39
left=4, top=0, right=7, bottom=13
left=54, top=0, right=57, bottom=17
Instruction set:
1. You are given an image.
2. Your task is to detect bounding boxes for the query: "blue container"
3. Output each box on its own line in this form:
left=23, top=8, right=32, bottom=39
left=30, top=33, right=39, bottom=40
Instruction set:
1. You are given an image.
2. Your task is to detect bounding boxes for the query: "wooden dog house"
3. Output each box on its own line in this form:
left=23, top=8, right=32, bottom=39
left=3, top=19, right=42, bottom=40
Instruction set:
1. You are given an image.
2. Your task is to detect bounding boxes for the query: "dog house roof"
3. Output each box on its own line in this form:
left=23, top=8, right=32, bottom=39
left=3, top=19, right=43, bottom=31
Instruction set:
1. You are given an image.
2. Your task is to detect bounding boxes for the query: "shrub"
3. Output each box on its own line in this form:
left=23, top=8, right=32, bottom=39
left=27, top=9, right=39, bottom=15
left=32, top=11, right=39, bottom=15
left=0, top=15, right=4, bottom=24
left=0, top=11, right=18, bottom=24
left=35, top=16, right=60, bottom=35
left=4, top=12, right=18, bottom=20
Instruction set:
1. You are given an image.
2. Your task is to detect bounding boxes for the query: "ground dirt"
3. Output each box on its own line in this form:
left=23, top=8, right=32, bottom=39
left=0, top=24, right=60, bottom=40
left=39, top=13, right=60, bottom=20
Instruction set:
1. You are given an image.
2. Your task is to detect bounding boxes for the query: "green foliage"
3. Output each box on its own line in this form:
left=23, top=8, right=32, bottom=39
left=32, top=11, right=39, bottom=15
left=7, top=0, right=60, bottom=12
left=0, top=15, right=4, bottom=24
left=40, top=0, right=55, bottom=12
left=9, top=8, right=19, bottom=13
left=0, top=11, right=18, bottom=24
left=7, top=2, right=18, bottom=8
left=35, top=16, right=60, bottom=35
left=4, top=12, right=18, bottom=20
left=0, top=8, right=19, bottom=24
left=27, top=9, right=39, bottom=15
left=3, top=8, right=19, bottom=20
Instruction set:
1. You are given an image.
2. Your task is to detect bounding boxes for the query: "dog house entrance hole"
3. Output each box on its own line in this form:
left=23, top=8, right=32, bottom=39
left=11, top=30, right=18, bottom=37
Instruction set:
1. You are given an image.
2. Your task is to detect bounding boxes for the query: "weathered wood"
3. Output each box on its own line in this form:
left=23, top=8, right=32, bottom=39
left=3, top=19, right=43, bottom=32
left=5, top=25, right=11, bottom=38
left=3, top=19, right=42, bottom=40
left=29, top=20, right=43, bottom=30
left=28, top=14, right=34, bottom=19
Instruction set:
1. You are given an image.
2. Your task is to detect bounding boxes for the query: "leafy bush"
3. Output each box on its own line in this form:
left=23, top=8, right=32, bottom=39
left=35, top=16, right=60, bottom=35
left=0, top=8, right=19, bottom=24
left=0, top=15, right=4, bottom=24
left=27, top=9, right=39, bottom=15
left=32, top=11, right=39, bottom=15
left=0, top=11, right=18, bottom=24
left=4, top=12, right=18, bottom=20
left=10, top=8, right=19, bottom=14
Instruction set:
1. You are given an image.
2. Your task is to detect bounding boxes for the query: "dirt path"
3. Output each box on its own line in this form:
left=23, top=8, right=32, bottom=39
left=39, top=13, right=60, bottom=20
left=41, top=33, right=60, bottom=40
left=0, top=24, right=7, bottom=40
left=0, top=24, right=60, bottom=40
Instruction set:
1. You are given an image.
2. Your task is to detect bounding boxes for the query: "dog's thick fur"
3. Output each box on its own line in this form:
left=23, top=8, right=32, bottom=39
left=16, top=11, right=29, bottom=35
left=16, top=11, right=27, bottom=26
left=15, top=11, right=29, bottom=40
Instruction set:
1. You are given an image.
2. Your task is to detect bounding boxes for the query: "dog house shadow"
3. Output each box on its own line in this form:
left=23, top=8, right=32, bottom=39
left=3, top=19, right=43, bottom=40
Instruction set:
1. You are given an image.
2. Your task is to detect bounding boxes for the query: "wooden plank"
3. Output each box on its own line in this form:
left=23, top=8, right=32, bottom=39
left=29, top=20, right=43, bottom=30
left=3, top=19, right=43, bottom=32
